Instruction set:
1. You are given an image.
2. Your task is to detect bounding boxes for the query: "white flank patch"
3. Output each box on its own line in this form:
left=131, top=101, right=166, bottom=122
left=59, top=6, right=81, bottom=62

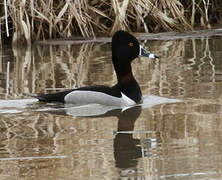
left=65, top=91, right=122, bottom=106
left=120, top=92, right=136, bottom=106
left=64, top=90, right=136, bottom=107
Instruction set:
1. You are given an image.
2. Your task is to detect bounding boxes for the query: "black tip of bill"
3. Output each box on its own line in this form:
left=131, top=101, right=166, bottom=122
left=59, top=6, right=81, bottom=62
left=139, top=45, right=160, bottom=59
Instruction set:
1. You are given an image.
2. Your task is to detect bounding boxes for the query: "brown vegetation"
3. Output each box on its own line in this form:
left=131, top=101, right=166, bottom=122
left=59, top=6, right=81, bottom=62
left=0, top=0, right=222, bottom=43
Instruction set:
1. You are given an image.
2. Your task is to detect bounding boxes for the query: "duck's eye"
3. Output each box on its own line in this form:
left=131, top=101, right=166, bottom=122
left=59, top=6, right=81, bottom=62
left=128, top=42, right=134, bottom=47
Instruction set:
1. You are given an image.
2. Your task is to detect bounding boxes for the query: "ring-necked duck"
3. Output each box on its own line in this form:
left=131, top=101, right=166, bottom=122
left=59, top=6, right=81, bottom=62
left=33, top=31, right=159, bottom=107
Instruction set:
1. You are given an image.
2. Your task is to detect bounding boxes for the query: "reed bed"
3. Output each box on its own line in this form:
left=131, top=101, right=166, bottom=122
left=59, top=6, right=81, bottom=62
left=0, top=0, right=222, bottom=43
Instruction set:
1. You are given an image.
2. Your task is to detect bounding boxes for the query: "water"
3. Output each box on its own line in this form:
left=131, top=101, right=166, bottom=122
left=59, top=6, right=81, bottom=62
left=0, top=36, right=222, bottom=179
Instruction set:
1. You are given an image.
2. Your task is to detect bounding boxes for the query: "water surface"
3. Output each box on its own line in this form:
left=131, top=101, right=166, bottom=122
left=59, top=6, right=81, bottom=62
left=0, top=37, right=222, bottom=179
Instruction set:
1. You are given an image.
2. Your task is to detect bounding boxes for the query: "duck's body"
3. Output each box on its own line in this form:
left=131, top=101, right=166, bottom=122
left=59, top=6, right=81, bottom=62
left=34, top=31, right=158, bottom=107
left=37, top=82, right=140, bottom=106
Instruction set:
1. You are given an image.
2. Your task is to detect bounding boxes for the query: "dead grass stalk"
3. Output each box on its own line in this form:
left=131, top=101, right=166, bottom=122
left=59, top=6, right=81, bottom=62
left=0, top=0, right=221, bottom=43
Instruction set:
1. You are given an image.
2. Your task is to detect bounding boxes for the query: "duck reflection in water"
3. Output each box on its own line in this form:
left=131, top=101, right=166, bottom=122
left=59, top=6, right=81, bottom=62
left=77, top=106, right=143, bottom=172
left=113, top=106, right=142, bottom=170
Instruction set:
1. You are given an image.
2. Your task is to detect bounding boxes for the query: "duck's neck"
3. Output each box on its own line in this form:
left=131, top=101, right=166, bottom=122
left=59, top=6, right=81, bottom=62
left=114, top=63, right=142, bottom=103
left=114, top=63, right=135, bottom=83
left=112, top=57, right=142, bottom=103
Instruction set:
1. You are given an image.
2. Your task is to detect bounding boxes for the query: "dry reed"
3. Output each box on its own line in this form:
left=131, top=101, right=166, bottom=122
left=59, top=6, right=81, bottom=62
left=0, top=0, right=221, bottom=43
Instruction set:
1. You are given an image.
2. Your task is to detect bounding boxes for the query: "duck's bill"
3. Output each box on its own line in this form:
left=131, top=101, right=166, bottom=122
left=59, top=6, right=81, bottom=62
left=139, top=45, right=159, bottom=59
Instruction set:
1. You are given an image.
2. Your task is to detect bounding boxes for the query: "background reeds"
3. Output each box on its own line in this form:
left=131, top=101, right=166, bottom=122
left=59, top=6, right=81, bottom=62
left=0, top=0, right=222, bottom=44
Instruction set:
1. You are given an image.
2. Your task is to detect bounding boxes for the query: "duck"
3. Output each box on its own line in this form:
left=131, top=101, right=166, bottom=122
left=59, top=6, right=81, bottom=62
left=33, top=30, right=159, bottom=107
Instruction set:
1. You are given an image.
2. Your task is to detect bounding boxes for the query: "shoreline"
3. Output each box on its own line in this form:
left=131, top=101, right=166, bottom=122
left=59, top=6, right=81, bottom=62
left=35, top=28, right=222, bottom=45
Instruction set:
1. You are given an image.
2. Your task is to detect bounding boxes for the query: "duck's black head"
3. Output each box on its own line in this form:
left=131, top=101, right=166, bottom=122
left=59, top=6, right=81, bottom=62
left=112, top=31, right=139, bottom=64
left=111, top=31, right=158, bottom=71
